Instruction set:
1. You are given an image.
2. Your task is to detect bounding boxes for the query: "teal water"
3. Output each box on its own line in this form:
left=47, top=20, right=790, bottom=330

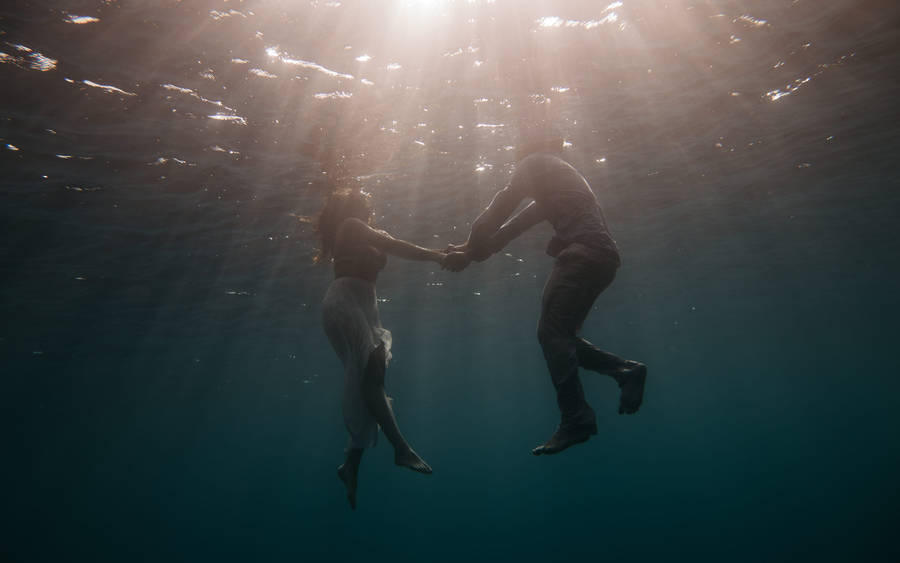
left=2, top=1, right=900, bottom=561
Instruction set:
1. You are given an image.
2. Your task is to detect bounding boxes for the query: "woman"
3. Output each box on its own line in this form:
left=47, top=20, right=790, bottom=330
left=315, top=189, right=446, bottom=509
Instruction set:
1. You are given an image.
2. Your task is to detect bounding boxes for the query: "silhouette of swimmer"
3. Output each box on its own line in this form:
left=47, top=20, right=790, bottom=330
left=316, top=190, right=445, bottom=508
left=444, top=133, right=647, bottom=456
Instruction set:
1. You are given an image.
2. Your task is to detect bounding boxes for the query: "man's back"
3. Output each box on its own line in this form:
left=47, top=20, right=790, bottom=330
left=510, top=153, right=619, bottom=258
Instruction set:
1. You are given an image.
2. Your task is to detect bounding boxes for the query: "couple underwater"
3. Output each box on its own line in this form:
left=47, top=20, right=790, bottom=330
left=315, top=136, right=646, bottom=509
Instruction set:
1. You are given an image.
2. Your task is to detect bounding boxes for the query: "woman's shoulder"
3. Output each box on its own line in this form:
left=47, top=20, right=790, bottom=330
left=336, top=217, right=373, bottom=239
left=336, top=218, right=392, bottom=254
left=338, top=216, right=369, bottom=230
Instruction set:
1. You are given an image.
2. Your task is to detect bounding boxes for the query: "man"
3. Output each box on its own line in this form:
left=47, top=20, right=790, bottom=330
left=444, top=134, right=647, bottom=455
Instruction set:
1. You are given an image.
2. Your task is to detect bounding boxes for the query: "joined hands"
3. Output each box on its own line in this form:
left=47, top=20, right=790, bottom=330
left=439, top=242, right=493, bottom=272
left=441, top=250, right=471, bottom=272
left=440, top=242, right=471, bottom=272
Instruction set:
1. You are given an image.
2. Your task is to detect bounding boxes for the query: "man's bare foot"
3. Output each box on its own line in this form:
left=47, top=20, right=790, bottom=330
left=615, top=361, right=646, bottom=414
left=337, top=464, right=358, bottom=510
left=532, top=420, right=598, bottom=456
left=395, top=447, right=433, bottom=474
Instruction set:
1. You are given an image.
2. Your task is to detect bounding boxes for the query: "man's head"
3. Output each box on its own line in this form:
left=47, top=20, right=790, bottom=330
left=515, top=122, right=565, bottom=161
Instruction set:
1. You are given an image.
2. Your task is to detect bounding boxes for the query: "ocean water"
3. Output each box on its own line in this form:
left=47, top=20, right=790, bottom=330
left=2, top=1, right=900, bottom=561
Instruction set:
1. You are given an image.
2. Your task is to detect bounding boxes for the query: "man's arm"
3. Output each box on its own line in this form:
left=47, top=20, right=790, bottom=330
left=464, top=185, right=524, bottom=254
left=483, top=201, right=544, bottom=256
left=456, top=200, right=543, bottom=264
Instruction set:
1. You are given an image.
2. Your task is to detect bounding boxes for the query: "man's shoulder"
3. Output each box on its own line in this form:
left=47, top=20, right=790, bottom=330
left=513, top=153, right=579, bottom=192
left=517, top=152, right=568, bottom=168
left=516, top=153, right=578, bottom=178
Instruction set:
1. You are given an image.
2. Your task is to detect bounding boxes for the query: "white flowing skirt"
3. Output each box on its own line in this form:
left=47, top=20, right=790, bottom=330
left=322, top=276, right=393, bottom=449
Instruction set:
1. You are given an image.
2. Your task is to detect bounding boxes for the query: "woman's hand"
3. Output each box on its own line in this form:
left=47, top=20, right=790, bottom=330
left=444, top=242, right=467, bottom=254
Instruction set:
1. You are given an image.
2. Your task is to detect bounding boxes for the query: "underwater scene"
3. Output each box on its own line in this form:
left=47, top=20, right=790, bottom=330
left=2, top=1, right=899, bottom=561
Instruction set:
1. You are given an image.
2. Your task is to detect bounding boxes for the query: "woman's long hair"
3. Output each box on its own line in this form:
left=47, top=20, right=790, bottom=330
left=312, top=189, right=372, bottom=264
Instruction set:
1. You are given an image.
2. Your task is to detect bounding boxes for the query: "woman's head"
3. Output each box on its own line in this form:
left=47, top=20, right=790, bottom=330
left=313, top=189, right=373, bottom=264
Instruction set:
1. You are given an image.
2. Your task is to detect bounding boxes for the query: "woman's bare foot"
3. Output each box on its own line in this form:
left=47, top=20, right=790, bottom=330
left=395, top=447, right=433, bottom=474
left=615, top=361, right=646, bottom=414
left=337, top=448, right=362, bottom=510
left=337, top=463, right=358, bottom=509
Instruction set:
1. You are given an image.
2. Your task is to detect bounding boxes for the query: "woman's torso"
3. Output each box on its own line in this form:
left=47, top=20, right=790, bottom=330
left=332, top=220, right=387, bottom=283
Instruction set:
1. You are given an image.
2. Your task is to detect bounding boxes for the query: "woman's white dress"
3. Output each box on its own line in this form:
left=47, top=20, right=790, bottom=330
left=322, top=276, right=393, bottom=449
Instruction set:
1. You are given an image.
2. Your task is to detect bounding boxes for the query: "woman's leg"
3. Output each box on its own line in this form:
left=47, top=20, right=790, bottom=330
left=337, top=448, right=363, bottom=509
left=361, top=342, right=432, bottom=474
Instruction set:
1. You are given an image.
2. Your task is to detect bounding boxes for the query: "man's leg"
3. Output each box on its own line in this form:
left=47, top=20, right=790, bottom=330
left=576, top=338, right=627, bottom=372
left=532, top=258, right=602, bottom=455
left=576, top=338, right=647, bottom=415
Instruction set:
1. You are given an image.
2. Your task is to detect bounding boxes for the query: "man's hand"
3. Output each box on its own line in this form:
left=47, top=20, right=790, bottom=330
left=442, top=251, right=471, bottom=272
left=468, top=245, right=493, bottom=263
left=545, top=235, right=567, bottom=258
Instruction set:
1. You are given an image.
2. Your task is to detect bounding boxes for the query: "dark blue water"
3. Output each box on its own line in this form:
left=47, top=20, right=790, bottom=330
left=3, top=1, right=900, bottom=561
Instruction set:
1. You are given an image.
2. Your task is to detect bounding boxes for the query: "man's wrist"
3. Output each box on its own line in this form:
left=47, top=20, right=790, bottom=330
left=467, top=246, right=491, bottom=262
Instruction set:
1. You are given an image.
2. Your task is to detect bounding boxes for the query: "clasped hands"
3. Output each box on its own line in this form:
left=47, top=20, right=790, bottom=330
left=439, top=242, right=491, bottom=272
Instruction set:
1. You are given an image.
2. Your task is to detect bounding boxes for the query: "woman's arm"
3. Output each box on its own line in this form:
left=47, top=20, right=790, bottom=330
left=352, top=220, right=444, bottom=264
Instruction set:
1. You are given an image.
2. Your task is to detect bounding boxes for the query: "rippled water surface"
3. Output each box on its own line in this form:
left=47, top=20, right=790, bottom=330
left=3, top=1, right=900, bottom=561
